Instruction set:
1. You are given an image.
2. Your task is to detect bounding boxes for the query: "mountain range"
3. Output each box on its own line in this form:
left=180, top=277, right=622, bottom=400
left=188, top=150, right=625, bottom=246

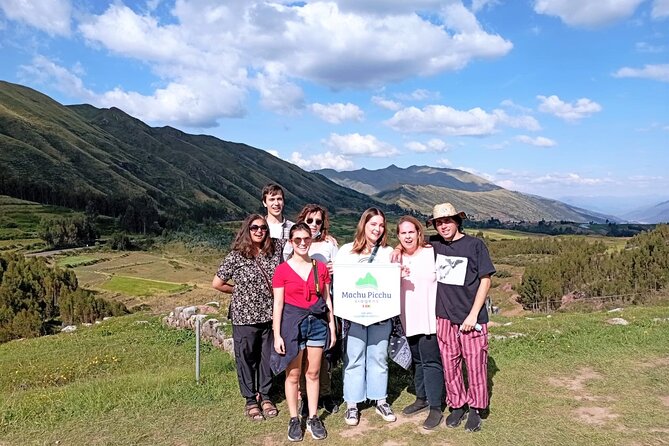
left=0, top=81, right=395, bottom=222
left=316, top=165, right=619, bottom=223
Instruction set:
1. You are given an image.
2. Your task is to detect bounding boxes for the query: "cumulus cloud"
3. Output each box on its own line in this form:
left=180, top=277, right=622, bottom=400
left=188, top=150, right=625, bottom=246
left=385, top=105, right=539, bottom=135
left=533, top=0, right=644, bottom=27
left=0, top=0, right=71, bottom=36
left=395, top=89, right=437, bottom=101
left=537, top=95, right=602, bottom=122
left=323, top=133, right=400, bottom=157
left=256, top=64, right=305, bottom=114
left=529, top=172, right=608, bottom=186
left=309, top=102, right=364, bottom=124
left=18, top=55, right=95, bottom=100
left=290, top=151, right=355, bottom=171
left=515, top=135, right=557, bottom=147
left=372, top=96, right=402, bottom=111
left=613, top=64, right=669, bottom=82
left=435, top=158, right=453, bottom=167
left=652, top=0, right=669, bottom=19
left=405, top=138, right=450, bottom=153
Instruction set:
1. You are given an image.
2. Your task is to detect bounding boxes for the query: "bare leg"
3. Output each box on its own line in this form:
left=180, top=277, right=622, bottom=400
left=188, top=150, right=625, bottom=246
left=305, top=346, right=324, bottom=417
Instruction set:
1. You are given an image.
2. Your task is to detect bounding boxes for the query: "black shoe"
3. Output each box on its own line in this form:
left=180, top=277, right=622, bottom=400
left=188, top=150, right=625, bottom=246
left=287, top=417, right=303, bottom=442
left=299, top=396, right=309, bottom=418
left=320, top=395, right=339, bottom=414
left=465, top=408, right=482, bottom=432
left=306, top=416, right=327, bottom=440
left=423, top=407, right=443, bottom=430
left=445, top=406, right=467, bottom=428
left=402, top=398, right=429, bottom=416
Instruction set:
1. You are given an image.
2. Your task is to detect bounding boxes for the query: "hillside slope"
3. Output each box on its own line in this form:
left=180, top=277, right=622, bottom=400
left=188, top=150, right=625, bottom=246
left=623, top=200, right=669, bottom=223
left=0, top=81, right=391, bottom=221
left=317, top=165, right=616, bottom=223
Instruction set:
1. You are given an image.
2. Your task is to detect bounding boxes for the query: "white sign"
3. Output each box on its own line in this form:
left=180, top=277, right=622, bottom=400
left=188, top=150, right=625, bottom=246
left=333, top=263, right=401, bottom=326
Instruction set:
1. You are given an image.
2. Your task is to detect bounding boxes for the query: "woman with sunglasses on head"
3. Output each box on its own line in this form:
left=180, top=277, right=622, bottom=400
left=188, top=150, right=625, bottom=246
left=212, top=214, right=286, bottom=422
left=396, top=216, right=445, bottom=430
left=271, top=223, right=337, bottom=441
left=334, top=207, right=397, bottom=427
left=294, top=204, right=339, bottom=415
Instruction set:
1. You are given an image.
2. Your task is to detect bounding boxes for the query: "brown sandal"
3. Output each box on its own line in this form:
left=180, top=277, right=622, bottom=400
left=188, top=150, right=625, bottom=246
left=245, top=402, right=264, bottom=421
left=260, top=400, right=278, bottom=418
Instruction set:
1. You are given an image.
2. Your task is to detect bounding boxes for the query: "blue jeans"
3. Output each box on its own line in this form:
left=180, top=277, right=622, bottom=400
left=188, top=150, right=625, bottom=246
left=298, top=315, right=328, bottom=349
left=343, top=319, right=392, bottom=403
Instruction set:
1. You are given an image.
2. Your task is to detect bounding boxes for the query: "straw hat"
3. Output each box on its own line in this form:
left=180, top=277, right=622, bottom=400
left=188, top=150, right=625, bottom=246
left=426, top=202, right=467, bottom=227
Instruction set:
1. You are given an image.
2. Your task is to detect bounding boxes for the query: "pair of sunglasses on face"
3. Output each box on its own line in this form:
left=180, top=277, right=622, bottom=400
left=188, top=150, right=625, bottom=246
left=249, top=224, right=268, bottom=232
left=291, top=236, right=312, bottom=245
left=305, top=218, right=322, bottom=225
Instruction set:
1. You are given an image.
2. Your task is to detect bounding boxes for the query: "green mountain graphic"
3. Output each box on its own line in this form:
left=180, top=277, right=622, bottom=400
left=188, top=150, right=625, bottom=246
left=355, top=273, right=378, bottom=289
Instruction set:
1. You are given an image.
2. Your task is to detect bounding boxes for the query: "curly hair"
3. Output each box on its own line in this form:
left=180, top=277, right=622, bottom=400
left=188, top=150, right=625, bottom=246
left=231, top=214, right=275, bottom=259
left=396, top=215, right=428, bottom=252
left=295, top=203, right=331, bottom=241
left=351, top=207, right=387, bottom=254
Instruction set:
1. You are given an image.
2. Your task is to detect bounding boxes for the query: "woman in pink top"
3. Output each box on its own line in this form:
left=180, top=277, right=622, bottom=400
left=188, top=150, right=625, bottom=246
left=397, top=216, right=445, bottom=430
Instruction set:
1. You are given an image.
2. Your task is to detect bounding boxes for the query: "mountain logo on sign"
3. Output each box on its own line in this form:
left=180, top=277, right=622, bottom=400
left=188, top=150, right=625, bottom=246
left=355, top=273, right=378, bottom=289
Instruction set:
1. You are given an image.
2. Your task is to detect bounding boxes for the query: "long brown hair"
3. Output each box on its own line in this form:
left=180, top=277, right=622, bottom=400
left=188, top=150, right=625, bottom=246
left=351, top=207, right=387, bottom=254
left=231, top=214, right=275, bottom=259
left=396, top=215, right=428, bottom=252
left=296, top=203, right=331, bottom=241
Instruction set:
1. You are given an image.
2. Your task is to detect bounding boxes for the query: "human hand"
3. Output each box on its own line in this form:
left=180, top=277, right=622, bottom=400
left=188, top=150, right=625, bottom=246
left=274, top=336, right=285, bottom=354
left=400, top=265, right=410, bottom=278
left=459, top=315, right=479, bottom=332
left=390, top=247, right=402, bottom=263
left=329, top=326, right=337, bottom=349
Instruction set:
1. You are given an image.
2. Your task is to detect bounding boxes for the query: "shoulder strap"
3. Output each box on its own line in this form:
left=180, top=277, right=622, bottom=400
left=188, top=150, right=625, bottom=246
left=254, top=257, right=273, bottom=294
left=311, top=259, right=322, bottom=298
left=367, top=243, right=380, bottom=263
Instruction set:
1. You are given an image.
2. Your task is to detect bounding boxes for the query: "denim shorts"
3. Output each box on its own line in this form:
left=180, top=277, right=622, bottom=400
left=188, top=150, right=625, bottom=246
left=298, top=315, right=328, bottom=349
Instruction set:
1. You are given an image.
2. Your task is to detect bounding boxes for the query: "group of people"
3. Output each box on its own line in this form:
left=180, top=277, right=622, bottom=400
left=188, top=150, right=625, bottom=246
left=212, top=184, right=495, bottom=441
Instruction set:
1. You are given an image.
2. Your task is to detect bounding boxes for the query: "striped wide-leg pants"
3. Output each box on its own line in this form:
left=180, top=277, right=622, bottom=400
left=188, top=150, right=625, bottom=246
left=436, top=317, right=489, bottom=410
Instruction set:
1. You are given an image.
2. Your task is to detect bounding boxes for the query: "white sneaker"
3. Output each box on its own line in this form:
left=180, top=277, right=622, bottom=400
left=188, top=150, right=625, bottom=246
left=344, top=407, right=359, bottom=426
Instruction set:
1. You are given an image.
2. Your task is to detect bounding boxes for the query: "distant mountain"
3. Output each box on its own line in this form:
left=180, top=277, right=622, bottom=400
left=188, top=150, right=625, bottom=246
left=623, top=200, right=669, bottom=224
left=317, top=165, right=617, bottom=223
left=0, top=81, right=394, bottom=222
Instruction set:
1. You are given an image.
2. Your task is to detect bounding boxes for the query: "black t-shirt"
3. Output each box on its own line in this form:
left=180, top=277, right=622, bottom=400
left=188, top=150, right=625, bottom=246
left=429, top=234, right=495, bottom=324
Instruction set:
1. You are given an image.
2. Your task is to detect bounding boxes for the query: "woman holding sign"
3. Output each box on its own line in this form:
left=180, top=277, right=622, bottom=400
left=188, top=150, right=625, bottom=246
left=396, top=216, right=445, bottom=430
left=334, top=207, right=397, bottom=426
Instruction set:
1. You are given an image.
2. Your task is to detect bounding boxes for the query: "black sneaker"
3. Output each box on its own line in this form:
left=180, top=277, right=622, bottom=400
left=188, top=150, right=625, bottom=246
left=402, top=398, right=429, bottom=416
left=306, top=416, right=327, bottom=440
left=375, top=402, right=397, bottom=422
left=344, top=407, right=359, bottom=426
left=299, top=396, right=309, bottom=418
left=445, top=406, right=467, bottom=428
left=320, top=395, right=339, bottom=414
left=287, top=417, right=303, bottom=442
left=465, top=408, right=482, bottom=432
left=423, top=407, right=443, bottom=430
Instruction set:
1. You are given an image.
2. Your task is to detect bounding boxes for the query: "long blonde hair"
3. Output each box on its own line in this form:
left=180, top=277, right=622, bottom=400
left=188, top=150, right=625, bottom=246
left=351, top=207, right=387, bottom=254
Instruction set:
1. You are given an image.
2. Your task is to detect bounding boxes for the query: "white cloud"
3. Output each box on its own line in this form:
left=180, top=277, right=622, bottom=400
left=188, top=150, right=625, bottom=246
left=537, top=95, right=602, bottom=122
left=290, top=151, right=355, bottom=171
left=256, top=63, right=305, bottom=114
left=309, top=102, right=364, bottom=124
left=635, top=42, right=665, bottom=53
left=456, top=166, right=495, bottom=182
left=395, top=89, right=438, bottom=101
left=372, top=96, right=402, bottom=111
left=323, top=133, right=400, bottom=157
left=652, top=0, right=669, bottom=19
left=18, top=55, right=95, bottom=100
left=530, top=173, right=608, bottom=186
left=500, top=99, right=533, bottom=113
left=515, top=135, right=557, bottom=147
left=533, top=0, right=644, bottom=27
left=0, top=0, right=71, bottom=36
left=613, top=64, right=669, bottom=83
left=406, top=138, right=450, bottom=153
left=435, top=158, right=452, bottom=167
left=471, top=0, right=501, bottom=13
left=265, top=149, right=280, bottom=157
left=385, top=105, right=539, bottom=135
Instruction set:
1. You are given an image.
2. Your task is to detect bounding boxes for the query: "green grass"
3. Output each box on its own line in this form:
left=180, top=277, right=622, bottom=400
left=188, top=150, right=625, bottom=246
left=1, top=305, right=668, bottom=445
left=100, top=276, right=192, bottom=296
left=56, top=255, right=100, bottom=267
left=0, top=195, right=77, bottom=241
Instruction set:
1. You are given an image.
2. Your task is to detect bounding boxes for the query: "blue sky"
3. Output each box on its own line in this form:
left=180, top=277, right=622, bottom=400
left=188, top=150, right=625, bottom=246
left=1, top=0, right=668, bottom=214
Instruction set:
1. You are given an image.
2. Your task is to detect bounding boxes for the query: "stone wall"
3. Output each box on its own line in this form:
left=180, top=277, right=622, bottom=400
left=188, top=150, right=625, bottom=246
left=162, top=302, right=234, bottom=353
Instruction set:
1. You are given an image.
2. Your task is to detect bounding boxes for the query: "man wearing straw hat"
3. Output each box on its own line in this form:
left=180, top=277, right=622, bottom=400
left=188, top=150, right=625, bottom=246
left=426, top=202, right=495, bottom=433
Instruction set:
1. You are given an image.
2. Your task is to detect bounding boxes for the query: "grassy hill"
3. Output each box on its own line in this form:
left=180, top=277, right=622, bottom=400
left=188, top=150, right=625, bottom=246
left=0, top=81, right=395, bottom=222
left=1, top=306, right=668, bottom=445
left=317, top=165, right=616, bottom=223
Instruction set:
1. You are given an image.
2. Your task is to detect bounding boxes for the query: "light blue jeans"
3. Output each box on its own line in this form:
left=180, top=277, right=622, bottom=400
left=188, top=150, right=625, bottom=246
left=343, top=319, right=392, bottom=403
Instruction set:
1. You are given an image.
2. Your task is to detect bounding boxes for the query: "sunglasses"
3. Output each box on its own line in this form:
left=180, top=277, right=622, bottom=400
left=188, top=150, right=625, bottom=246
left=249, top=224, right=269, bottom=232
left=306, top=218, right=323, bottom=225
left=291, top=236, right=312, bottom=245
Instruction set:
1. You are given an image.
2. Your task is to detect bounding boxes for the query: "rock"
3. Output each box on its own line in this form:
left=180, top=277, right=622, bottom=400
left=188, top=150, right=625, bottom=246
left=182, top=306, right=198, bottom=317
left=205, top=301, right=221, bottom=308
left=607, top=308, right=623, bottom=313
left=135, top=320, right=149, bottom=324
left=606, top=318, right=629, bottom=326
left=492, top=306, right=500, bottom=314
left=61, top=325, right=77, bottom=333
left=503, top=322, right=513, bottom=326
left=196, top=304, right=219, bottom=315
left=223, top=338, right=234, bottom=352
left=82, top=323, right=92, bottom=327
left=103, top=316, right=113, bottom=321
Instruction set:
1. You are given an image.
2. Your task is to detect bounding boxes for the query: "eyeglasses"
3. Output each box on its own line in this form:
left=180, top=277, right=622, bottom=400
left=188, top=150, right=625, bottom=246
left=305, top=218, right=323, bottom=226
left=291, top=236, right=312, bottom=245
left=249, top=224, right=269, bottom=232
